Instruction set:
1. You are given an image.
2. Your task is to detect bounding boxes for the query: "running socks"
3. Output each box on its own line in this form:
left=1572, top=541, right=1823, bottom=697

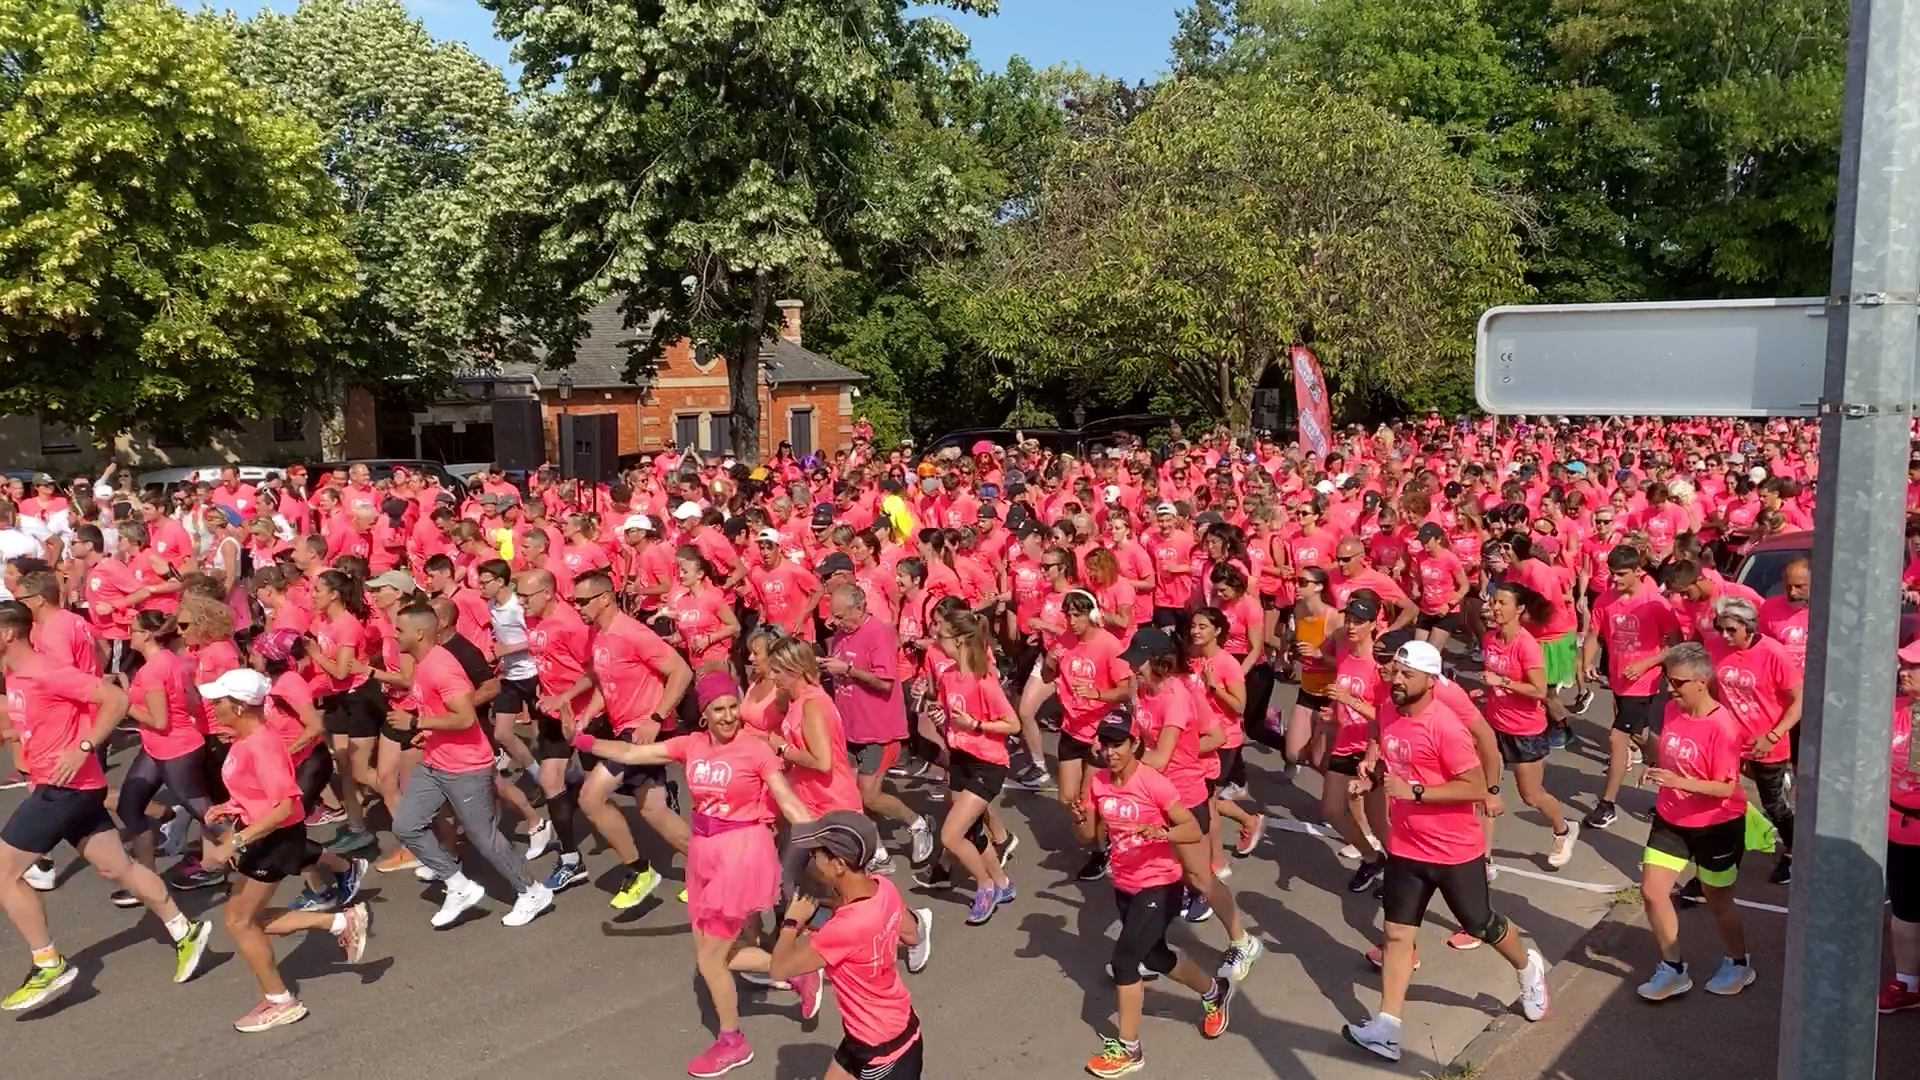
left=1898, top=973, right=1919, bottom=992
left=31, top=945, right=58, bottom=969
left=164, top=914, right=191, bottom=942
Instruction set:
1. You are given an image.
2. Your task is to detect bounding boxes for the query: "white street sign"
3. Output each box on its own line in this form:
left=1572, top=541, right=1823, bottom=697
left=1475, top=297, right=1838, bottom=416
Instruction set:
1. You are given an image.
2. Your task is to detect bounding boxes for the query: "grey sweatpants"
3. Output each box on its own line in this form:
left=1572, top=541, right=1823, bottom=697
left=393, top=764, right=528, bottom=890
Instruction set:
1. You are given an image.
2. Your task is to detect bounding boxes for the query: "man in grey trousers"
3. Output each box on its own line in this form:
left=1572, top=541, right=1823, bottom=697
left=388, top=605, right=554, bottom=929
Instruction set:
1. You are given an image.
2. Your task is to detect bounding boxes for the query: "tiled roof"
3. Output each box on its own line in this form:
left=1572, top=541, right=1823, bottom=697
left=481, top=296, right=865, bottom=388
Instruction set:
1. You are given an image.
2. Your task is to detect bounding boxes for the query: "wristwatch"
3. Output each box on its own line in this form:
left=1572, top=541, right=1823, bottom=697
left=1487, top=784, right=1502, bottom=795
left=780, top=918, right=801, bottom=931
left=77, top=740, right=94, bottom=754
left=1412, top=783, right=1426, bottom=803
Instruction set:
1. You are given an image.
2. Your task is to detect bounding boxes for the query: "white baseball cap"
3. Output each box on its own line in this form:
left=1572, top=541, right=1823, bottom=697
left=1103, top=485, right=1122, bottom=503
left=1154, top=501, right=1177, bottom=516
left=197, top=668, right=272, bottom=707
left=1393, top=640, right=1445, bottom=676
left=756, top=527, right=783, bottom=544
left=619, top=514, right=655, bottom=533
left=672, top=501, right=703, bottom=521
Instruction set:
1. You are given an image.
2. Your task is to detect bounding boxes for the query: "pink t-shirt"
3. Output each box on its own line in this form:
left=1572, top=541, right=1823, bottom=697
left=310, top=609, right=368, bottom=696
left=1480, top=628, right=1546, bottom=736
left=4, top=654, right=108, bottom=789
left=413, top=645, right=494, bottom=773
left=1329, top=647, right=1379, bottom=756
left=128, top=648, right=203, bottom=761
left=810, top=877, right=917, bottom=1050
left=1056, top=630, right=1130, bottom=741
left=591, top=613, right=683, bottom=736
left=1149, top=530, right=1196, bottom=609
left=1889, top=699, right=1920, bottom=845
left=1654, top=702, right=1747, bottom=827
left=665, top=731, right=781, bottom=824
left=829, top=616, right=906, bottom=746
left=1379, top=693, right=1484, bottom=865
left=1134, top=678, right=1208, bottom=808
left=219, top=724, right=302, bottom=829
left=1188, top=649, right=1245, bottom=751
left=264, top=669, right=319, bottom=764
left=1085, top=762, right=1187, bottom=891
left=33, top=609, right=99, bottom=675
left=528, top=605, right=597, bottom=719
left=664, top=584, right=730, bottom=668
left=1706, top=635, right=1800, bottom=763
left=1758, top=595, right=1810, bottom=671
left=1219, top=593, right=1262, bottom=656
left=1413, top=548, right=1463, bottom=614
left=937, top=670, right=1015, bottom=767
left=748, top=561, right=819, bottom=637
left=780, top=686, right=863, bottom=816
left=1593, top=579, right=1680, bottom=697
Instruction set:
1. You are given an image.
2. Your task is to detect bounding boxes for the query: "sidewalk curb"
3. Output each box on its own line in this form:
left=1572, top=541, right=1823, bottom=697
left=1447, top=901, right=1645, bottom=1075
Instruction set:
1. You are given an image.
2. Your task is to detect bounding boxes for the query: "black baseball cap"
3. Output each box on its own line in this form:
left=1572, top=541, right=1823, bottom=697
left=1118, top=626, right=1176, bottom=667
left=790, top=811, right=880, bottom=867
left=1343, top=591, right=1381, bottom=622
left=811, top=503, right=835, bottom=527
left=1094, top=705, right=1137, bottom=745
left=816, top=552, right=854, bottom=577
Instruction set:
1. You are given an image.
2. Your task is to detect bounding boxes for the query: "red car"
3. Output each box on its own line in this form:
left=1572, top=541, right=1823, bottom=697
left=1734, top=530, right=1812, bottom=599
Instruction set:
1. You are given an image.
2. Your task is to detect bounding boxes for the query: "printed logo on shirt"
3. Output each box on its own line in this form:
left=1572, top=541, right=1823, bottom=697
left=1662, top=733, right=1704, bottom=769
left=688, top=758, right=734, bottom=789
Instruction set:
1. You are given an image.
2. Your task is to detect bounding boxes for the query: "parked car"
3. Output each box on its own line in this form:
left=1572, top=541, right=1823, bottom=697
left=135, top=464, right=283, bottom=495
left=305, top=459, right=459, bottom=493
left=923, top=414, right=1177, bottom=459
left=1733, top=530, right=1812, bottom=599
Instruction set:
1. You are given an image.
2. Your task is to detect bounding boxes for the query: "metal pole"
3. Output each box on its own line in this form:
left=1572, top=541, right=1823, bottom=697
left=1779, top=2, right=1920, bottom=1077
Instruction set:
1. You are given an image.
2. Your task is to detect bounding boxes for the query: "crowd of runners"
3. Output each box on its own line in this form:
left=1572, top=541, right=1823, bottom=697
left=0, top=409, right=1916, bottom=1077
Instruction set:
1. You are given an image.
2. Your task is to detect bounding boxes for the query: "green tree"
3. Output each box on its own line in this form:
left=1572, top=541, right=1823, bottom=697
left=955, top=79, right=1529, bottom=430
left=229, top=0, right=541, bottom=397
left=483, top=0, right=1003, bottom=460
left=0, top=0, right=356, bottom=444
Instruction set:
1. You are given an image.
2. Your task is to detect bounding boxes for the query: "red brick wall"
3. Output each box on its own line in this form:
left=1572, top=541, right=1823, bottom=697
left=765, top=383, right=852, bottom=457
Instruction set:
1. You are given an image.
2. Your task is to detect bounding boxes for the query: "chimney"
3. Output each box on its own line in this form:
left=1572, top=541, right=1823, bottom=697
left=775, top=299, right=804, bottom=346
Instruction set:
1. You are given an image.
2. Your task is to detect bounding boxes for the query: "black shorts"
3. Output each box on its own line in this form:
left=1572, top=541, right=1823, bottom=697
left=1612, top=694, right=1661, bottom=738
left=531, top=704, right=576, bottom=762
left=235, top=823, right=324, bottom=884
left=1, top=785, right=116, bottom=856
left=1296, top=689, right=1332, bottom=711
left=1890, top=839, right=1920, bottom=924
left=1326, top=751, right=1365, bottom=777
left=322, top=683, right=384, bottom=739
left=578, top=715, right=668, bottom=789
left=1056, top=730, right=1096, bottom=765
left=1110, top=880, right=1183, bottom=985
left=495, top=676, right=540, bottom=716
left=1415, top=611, right=1462, bottom=636
left=849, top=740, right=903, bottom=777
left=947, top=750, right=1006, bottom=801
left=1496, top=730, right=1552, bottom=765
left=1188, top=799, right=1213, bottom=836
left=833, top=1012, right=924, bottom=1080
left=1646, top=811, right=1744, bottom=877
left=1381, top=854, right=1496, bottom=933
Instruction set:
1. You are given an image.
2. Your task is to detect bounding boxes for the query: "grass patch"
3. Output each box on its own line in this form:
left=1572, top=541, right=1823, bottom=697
left=1611, top=885, right=1643, bottom=906
left=1423, top=1062, right=1484, bottom=1080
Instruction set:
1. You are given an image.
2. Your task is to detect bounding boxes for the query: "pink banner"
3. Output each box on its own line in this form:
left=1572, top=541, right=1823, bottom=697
left=1290, top=344, right=1331, bottom=458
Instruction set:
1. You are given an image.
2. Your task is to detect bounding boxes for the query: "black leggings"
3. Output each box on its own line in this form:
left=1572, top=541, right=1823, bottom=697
left=1747, top=760, right=1796, bottom=850
left=117, top=747, right=214, bottom=836
left=295, top=750, right=334, bottom=815
left=1240, top=659, right=1280, bottom=750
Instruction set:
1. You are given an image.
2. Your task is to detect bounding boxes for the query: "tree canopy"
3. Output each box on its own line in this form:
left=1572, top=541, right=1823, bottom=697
left=0, top=0, right=356, bottom=444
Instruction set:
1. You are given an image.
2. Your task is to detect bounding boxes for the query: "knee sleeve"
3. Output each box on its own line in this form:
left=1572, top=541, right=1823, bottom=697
left=1471, top=912, right=1512, bottom=946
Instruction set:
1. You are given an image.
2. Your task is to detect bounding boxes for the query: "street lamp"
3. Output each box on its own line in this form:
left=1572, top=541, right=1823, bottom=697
left=1073, top=404, right=1087, bottom=429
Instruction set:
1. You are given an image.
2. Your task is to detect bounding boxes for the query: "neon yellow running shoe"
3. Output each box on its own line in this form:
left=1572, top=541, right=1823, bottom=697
left=610, top=866, right=661, bottom=910
left=2, top=960, right=76, bottom=1012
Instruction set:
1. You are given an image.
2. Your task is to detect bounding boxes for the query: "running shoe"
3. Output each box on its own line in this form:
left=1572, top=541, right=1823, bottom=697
left=288, top=886, right=340, bottom=913
left=611, top=866, right=661, bottom=910
left=1, top=960, right=75, bottom=1012
left=1486, top=861, right=1501, bottom=884
left=1346, top=859, right=1386, bottom=894
left=1704, top=956, right=1756, bottom=996
left=305, top=804, right=346, bottom=828
left=545, top=856, right=588, bottom=892
left=337, top=857, right=370, bottom=906
left=1233, top=816, right=1266, bottom=858
left=1214, top=861, right=1233, bottom=882
left=1675, top=877, right=1707, bottom=905
left=415, top=864, right=437, bottom=883
left=234, top=997, right=309, bottom=1033
left=158, top=813, right=191, bottom=858
left=1342, top=1015, right=1402, bottom=1061
left=995, top=881, right=1017, bottom=907
left=1008, top=763, right=1050, bottom=790
left=430, top=878, right=488, bottom=928
left=503, top=883, right=554, bottom=927
left=1447, top=931, right=1481, bottom=951
left=524, top=818, right=556, bottom=862
left=1218, top=935, right=1264, bottom=981
left=1518, top=948, right=1550, bottom=1019
left=1547, top=821, right=1581, bottom=869
left=790, top=968, right=824, bottom=1020
left=865, top=845, right=893, bottom=874
left=1076, top=850, right=1110, bottom=882
left=1085, top=1037, right=1144, bottom=1078
left=1769, top=856, right=1793, bottom=885
left=173, top=919, right=212, bottom=983
left=913, top=862, right=952, bottom=890
left=1583, top=800, right=1618, bottom=830
left=1364, top=945, right=1420, bottom=971
left=328, top=827, right=377, bottom=855
left=1336, top=843, right=1364, bottom=861
left=171, top=859, right=226, bottom=891
left=1199, top=976, right=1235, bottom=1038
left=1629, top=743, right=1645, bottom=767
left=1182, top=893, right=1214, bottom=923
left=1879, top=979, right=1920, bottom=1014
left=109, top=888, right=141, bottom=908
left=1571, top=689, right=1594, bottom=715
left=375, top=848, right=421, bottom=874
left=1547, top=725, right=1570, bottom=750
left=995, top=833, right=1020, bottom=867
left=335, top=903, right=370, bottom=963
left=907, top=908, right=933, bottom=973
left=965, top=887, right=998, bottom=926
left=909, top=818, right=935, bottom=866
left=22, top=858, right=56, bottom=892
left=687, top=1031, right=754, bottom=1077
left=1638, top=962, right=1692, bottom=1001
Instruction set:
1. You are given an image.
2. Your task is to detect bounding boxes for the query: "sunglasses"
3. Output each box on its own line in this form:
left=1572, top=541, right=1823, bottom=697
left=1339, top=553, right=1363, bottom=563
left=1042, top=561, right=1066, bottom=570
left=1666, top=675, right=1700, bottom=691
left=572, top=593, right=609, bottom=608
left=1714, top=622, right=1744, bottom=635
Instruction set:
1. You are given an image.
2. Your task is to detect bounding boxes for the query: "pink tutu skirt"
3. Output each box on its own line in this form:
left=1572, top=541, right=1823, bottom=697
left=686, top=822, right=781, bottom=939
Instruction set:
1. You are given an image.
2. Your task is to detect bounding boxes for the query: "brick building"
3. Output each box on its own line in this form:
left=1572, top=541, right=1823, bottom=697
left=343, top=296, right=866, bottom=465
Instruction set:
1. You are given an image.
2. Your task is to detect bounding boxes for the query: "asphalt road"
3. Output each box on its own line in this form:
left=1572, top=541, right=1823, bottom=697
left=0, top=684, right=1671, bottom=1080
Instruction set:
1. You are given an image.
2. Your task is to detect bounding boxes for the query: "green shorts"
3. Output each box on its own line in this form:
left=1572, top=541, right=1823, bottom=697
left=1542, top=631, right=1578, bottom=688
